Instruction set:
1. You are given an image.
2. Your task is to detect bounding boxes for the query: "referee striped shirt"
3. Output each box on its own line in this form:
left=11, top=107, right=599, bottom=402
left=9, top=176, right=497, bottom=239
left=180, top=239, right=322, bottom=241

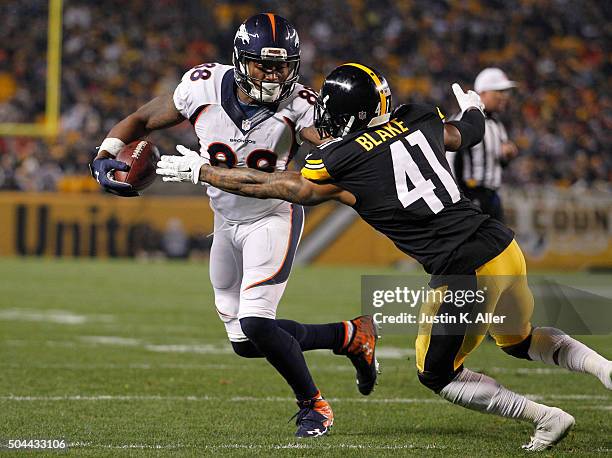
left=448, top=113, right=508, bottom=190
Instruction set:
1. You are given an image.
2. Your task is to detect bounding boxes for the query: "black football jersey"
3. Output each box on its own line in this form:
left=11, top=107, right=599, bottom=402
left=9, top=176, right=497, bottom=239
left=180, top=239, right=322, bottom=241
left=301, top=103, right=513, bottom=275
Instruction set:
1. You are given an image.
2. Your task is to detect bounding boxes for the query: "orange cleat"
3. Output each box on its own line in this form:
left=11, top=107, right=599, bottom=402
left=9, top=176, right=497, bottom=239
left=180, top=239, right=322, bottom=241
left=336, top=315, right=380, bottom=395
left=293, top=396, right=334, bottom=438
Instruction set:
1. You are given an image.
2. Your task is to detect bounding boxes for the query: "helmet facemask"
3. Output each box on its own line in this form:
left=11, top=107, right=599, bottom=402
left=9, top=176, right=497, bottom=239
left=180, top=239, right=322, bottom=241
left=234, top=51, right=300, bottom=104
left=314, top=94, right=366, bottom=138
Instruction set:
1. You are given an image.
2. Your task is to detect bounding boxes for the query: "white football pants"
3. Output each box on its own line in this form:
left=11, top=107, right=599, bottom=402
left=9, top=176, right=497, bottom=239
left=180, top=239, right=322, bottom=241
left=209, top=202, right=304, bottom=342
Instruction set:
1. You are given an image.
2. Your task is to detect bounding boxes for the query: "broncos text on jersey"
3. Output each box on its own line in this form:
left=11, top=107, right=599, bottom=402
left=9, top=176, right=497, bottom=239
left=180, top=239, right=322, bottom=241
left=301, top=103, right=513, bottom=275
left=174, top=63, right=316, bottom=222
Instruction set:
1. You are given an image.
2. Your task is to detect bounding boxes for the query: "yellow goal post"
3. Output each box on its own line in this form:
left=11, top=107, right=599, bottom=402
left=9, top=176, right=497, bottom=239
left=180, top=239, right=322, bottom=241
left=0, top=0, right=63, bottom=138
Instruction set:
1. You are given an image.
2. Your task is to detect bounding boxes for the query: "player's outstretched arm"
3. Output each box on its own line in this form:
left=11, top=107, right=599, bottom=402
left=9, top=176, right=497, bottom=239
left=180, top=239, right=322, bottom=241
left=199, top=166, right=354, bottom=206
left=156, top=144, right=354, bottom=205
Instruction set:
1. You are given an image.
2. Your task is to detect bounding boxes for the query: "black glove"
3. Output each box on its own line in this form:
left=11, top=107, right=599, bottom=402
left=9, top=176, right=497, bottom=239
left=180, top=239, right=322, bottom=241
left=89, top=153, right=139, bottom=197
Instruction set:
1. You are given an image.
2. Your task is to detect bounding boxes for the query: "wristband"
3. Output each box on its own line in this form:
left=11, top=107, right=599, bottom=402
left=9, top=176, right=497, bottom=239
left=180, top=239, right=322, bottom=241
left=99, top=138, right=126, bottom=157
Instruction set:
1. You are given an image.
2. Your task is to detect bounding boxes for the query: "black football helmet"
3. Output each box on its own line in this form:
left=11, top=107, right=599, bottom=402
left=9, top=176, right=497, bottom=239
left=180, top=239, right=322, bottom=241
left=233, top=13, right=300, bottom=104
left=314, top=63, right=392, bottom=138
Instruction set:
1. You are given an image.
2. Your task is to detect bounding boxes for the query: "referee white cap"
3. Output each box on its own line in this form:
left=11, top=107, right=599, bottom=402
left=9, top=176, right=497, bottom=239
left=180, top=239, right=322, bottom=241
left=474, top=68, right=517, bottom=93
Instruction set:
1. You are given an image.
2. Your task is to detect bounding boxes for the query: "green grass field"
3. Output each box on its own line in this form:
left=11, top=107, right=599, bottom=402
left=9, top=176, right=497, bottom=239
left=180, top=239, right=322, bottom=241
left=0, top=258, right=610, bottom=456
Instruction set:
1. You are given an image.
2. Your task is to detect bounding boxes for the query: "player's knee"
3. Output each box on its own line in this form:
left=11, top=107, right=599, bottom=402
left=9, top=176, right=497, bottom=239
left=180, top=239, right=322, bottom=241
left=231, top=340, right=263, bottom=358
left=500, top=334, right=533, bottom=360
left=239, top=316, right=276, bottom=343
left=417, top=367, right=461, bottom=393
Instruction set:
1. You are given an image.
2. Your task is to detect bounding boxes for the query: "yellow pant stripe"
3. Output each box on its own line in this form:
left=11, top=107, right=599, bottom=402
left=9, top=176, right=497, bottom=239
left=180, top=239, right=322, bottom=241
left=415, top=286, right=447, bottom=372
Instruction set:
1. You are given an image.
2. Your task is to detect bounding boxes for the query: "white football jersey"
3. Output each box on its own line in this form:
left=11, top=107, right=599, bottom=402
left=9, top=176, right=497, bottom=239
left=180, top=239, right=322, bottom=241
left=173, top=63, right=316, bottom=222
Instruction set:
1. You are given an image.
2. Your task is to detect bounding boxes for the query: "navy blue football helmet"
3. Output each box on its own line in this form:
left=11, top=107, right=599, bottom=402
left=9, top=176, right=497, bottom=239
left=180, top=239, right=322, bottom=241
left=233, top=13, right=300, bottom=104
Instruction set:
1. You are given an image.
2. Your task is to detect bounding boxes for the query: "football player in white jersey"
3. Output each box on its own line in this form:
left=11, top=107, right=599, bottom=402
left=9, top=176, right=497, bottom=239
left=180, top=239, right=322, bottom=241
left=89, top=13, right=379, bottom=438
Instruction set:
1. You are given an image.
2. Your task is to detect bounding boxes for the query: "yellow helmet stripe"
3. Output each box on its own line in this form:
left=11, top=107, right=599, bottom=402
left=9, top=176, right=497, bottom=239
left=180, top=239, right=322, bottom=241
left=343, top=62, right=387, bottom=115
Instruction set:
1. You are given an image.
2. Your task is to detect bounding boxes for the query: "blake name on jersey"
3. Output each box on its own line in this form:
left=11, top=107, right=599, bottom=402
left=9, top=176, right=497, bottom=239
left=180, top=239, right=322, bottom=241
left=174, top=63, right=316, bottom=222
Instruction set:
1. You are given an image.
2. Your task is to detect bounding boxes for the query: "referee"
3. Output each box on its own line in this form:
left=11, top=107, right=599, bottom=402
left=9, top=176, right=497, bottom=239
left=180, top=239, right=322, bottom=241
left=449, top=68, right=518, bottom=222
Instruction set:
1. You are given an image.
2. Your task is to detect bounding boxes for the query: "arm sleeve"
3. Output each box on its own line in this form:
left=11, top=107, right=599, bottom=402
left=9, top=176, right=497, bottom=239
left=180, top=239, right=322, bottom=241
left=294, top=101, right=315, bottom=145
left=446, top=108, right=485, bottom=149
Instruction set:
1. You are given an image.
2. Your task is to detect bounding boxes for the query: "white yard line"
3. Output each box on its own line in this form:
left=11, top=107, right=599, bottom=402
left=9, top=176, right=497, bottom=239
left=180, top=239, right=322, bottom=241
left=0, top=362, right=237, bottom=370
left=2, top=337, right=416, bottom=359
left=70, top=442, right=185, bottom=450
left=2, top=338, right=235, bottom=355
left=80, top=336, right=141, bottom=346
left=2, top=394, right=608, bottom=404
left=525, top=394, right=611, bottom=401
left=0, top=361, right=590, bottom=376
left=69, top=441, right=447, bottom=450
left=144, top=343, right=234, bottom=354
left=2, top=395, right=213, bottom=401
left=0, top=362, right=355, bottom=372
left=208, top=443, right=447, bottom=450
left=376, top=347, right=416, bottom=359
left=0, top=308, right=113, bottom=324
left=485, top=367, right=566, bottom=375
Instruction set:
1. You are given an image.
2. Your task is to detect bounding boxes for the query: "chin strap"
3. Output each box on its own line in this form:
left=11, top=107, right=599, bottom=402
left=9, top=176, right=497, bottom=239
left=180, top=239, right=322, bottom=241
left=341, top=116, right=355, bottom=137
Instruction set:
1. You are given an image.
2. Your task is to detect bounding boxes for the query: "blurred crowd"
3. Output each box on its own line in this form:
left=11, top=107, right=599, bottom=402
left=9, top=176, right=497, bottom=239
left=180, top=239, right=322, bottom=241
left=0, top=0, right=610, bottom=192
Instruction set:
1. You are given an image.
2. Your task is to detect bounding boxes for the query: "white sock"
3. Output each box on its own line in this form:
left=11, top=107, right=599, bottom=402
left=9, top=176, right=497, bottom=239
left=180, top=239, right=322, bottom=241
left=345, top=321, right=355, bottom=344
left=528, top=327, right=612, bottom=389
left=439, top=368, right=549, bottom=424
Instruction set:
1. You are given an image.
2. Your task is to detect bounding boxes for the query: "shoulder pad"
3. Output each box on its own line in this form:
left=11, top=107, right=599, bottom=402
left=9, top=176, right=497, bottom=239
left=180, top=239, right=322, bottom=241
left=174, top=63, right=232, bottom=120
left=280, top=83, right=317, bottom=109
left=393, top=103, right=443, bottom=123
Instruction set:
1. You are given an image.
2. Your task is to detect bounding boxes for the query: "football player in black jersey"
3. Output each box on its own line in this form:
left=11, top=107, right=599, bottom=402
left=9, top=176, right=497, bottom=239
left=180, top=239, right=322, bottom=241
left=158, top=63, right=612, bottom=451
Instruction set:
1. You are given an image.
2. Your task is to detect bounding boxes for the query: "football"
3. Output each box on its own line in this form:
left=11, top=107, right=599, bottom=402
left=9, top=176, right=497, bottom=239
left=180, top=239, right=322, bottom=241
left=114, top=140, right=160, bottom=191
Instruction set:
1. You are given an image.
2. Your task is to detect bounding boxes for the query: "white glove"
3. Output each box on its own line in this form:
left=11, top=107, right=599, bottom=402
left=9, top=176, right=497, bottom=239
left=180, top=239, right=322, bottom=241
left=156, top=145, right=209, bottom=184
left=452, top=83, right=484, bottom=114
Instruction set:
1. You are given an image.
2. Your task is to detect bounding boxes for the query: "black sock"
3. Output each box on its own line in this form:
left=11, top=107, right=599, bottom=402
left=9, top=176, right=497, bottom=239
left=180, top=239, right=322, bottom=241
left=240, top=317, right=319, bottom=400
left=231, top=320, right=347, bottom=359
left=231, top=340, right=263, bottom=358
left=277, top=319, right=347, bottom=352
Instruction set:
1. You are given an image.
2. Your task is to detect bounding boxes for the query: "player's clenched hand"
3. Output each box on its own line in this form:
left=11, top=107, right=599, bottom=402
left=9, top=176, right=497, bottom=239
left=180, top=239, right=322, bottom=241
left=89, top=150, right=139, bottom=197
left=452, top=83, right=484, bottom=114
left=156, top=145, right=210, bottom=184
